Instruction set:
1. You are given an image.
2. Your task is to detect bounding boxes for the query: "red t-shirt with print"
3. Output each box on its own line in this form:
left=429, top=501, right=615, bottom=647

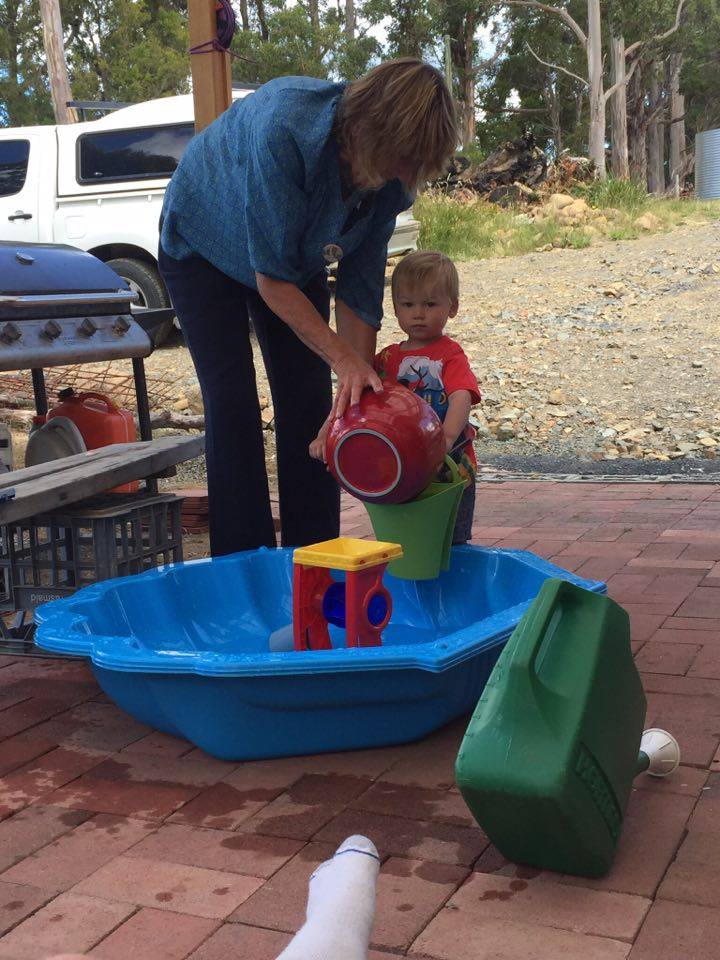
left=374, top=335, right=481, bottom=471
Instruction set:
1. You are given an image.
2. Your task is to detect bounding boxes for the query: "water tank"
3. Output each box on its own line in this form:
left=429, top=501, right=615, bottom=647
left=695, top=128, right=720, bottom=200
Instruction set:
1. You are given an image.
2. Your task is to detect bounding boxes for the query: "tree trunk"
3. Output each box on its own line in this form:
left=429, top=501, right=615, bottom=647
left=543, top=81, right=563, bottom=157
left=627, top=61, right=647, bottom=185
left=345, top=0, right=355, bottom=39
left=461, top=9, right=476, bottom=147
left=253, top=0, right=269, bottom=40
left=647, top=60, right=665, bottom=194
left=668, top=52, right=685, bottom=192
left=309, top=0, right=319, bottom=30
left=239, top=0, right=250, bottom=30
left=575, top=88, right=584, bottom=130
left=38, top=0, right=77, bottom=123
left=609, top=33, right=629, bottom=179
left=4, top=0, right=21, bottom=123
left=586, top=0, right=606, bottom=177
left=394, top=0, right=426, bottom=59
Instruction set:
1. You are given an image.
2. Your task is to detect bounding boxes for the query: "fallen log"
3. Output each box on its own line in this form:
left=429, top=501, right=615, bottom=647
left=0, top=408, right=34, bottom=427
left=150, top=409, right=205, bottom=431
left=0, top=393, right=35, bottom=410
left=1, top=408, right=206, bottom=433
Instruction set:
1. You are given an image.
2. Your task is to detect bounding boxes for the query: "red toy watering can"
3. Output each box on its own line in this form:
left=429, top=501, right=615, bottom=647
left=326, top=384, right=445, bottom=504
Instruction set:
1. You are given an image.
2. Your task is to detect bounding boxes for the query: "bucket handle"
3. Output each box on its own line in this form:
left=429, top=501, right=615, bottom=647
left=440, top=455, right=462, bottom=484
left=77, top=392, right=120, bottom=414
left=512, top=579, right=569, bottom=682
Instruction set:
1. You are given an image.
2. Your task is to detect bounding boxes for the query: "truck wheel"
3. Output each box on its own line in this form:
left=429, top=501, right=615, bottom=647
left=106, top=257, right=176, bottom=346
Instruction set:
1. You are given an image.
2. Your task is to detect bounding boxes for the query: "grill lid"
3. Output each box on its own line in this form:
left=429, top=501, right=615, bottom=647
left=0, top=242, right=136, bottom=319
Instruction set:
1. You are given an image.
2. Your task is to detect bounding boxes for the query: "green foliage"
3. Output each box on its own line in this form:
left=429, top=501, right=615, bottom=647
left=0, top=0, right=53, bottom=125
left=416, top=192, right=503, bottom=259
left=458, top=142, right=485, bottom=167
left=231, top=6, right=331, bottom=83
left=231, top=3, right=380, bottom=85
left=364, top=0, right=435, bottom=59
left=584, top=178, right=649, bottom=214
left=63, top=0, right=190, bottom=104
left=416, top=190, right=597, bottom=259
left=679, top=0, right=720, bottom=134
left=415, top=191, right=720, bottom=262
left=476, top=3, right=587, bottom=159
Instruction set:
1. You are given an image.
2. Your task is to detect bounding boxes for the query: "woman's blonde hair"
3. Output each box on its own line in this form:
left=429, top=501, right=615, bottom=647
left=391, top=251, right=459, bottom=303
left=337, top=58, right=458, bottom=191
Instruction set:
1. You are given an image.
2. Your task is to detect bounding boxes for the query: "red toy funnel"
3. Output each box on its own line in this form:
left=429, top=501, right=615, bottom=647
left=326, top=385, right=445, bottom=504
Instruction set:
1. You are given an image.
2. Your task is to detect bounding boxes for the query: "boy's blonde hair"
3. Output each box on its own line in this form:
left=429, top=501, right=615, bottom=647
left=391, top=251, right=459, bottom=304
left=337, top=58, right=457, bottom=191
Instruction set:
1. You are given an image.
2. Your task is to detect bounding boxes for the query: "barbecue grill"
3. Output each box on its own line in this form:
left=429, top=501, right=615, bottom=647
left=0, top=241, right=167, bottom=438
left=0, top=241, right=190, bottom=652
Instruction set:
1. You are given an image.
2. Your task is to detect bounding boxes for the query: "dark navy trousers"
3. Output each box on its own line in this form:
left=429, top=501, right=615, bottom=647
left=159, top=245, right=340, bottom=556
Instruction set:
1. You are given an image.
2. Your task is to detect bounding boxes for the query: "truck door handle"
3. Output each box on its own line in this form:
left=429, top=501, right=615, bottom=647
left=8, top=212, right=32, bottom=221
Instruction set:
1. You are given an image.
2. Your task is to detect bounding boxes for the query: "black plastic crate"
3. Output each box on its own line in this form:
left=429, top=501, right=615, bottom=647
left=0, top=493, right=184, bottom=610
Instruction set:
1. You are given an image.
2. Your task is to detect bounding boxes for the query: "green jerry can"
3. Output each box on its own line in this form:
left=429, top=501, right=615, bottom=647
left=455, top=578, right=679, bottom=877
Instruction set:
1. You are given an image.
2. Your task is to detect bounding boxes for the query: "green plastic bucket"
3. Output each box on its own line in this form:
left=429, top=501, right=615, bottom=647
left=365, top=457, right=466, bottom=580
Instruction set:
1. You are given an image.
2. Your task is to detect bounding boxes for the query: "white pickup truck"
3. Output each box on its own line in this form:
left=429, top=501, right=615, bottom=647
left=0, top=88, right=420, bottom=341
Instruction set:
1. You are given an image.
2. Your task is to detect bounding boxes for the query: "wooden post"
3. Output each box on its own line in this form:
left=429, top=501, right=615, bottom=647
left=188, top=0, right=232, bottom=134
left=38, top=0, right=78, bottom=124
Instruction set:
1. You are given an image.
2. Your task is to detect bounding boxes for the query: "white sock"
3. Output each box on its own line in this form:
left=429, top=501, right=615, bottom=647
left=276, top=835, right=380, bottom=960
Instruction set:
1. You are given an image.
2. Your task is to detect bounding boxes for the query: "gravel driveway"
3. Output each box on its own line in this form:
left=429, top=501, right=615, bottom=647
left=147, top=217, right=720, bottom=485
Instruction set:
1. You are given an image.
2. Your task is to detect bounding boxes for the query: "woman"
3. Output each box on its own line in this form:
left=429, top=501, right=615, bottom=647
left=159, top=58, right=457, bottom=556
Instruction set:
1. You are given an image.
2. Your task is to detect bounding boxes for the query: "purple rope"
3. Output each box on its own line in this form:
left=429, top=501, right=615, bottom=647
left=215, top=0, right=236, bottom=49
left=189, top=0, right=236, bottom=55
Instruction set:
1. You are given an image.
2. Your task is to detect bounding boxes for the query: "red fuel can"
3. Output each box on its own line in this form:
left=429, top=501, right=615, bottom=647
left=48, top=389, right=138, bottom=493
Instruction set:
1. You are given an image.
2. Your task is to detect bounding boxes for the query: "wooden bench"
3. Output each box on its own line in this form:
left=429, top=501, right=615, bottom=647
left=0, top=435, right=204, bottom=525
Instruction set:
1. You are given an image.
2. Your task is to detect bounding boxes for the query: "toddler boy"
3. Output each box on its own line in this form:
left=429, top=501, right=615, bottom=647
left=375, top=250, right=480, bottom=542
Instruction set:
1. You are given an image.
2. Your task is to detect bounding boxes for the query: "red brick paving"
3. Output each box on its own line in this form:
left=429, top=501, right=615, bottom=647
left=0, top=892, right=135, bottom=959
left=186, top=922, right=291, bottom=960
left=0, top=881, right=53, bottom=938
left=412, top=912, right=633, bottom=959
left=88, top=908, right=219, bottom=960
left=628, top=900, right=720, bottom=959
left=433, top=872, right=651, bottom=941
left=0, top=481, right=718, bottom=958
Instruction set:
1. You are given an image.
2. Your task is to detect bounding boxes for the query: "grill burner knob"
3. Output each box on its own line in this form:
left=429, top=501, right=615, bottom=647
left=41, top=319, right=63, bottom=341
left=0, top=322, right=21, bottom=345
left=113, top=316, right=131, bottom=335
left=79, top=317, right=98, bottom=337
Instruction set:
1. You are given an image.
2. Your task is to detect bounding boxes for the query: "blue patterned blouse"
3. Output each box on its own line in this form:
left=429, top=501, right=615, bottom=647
left=160, top=76, right=413, bottom=329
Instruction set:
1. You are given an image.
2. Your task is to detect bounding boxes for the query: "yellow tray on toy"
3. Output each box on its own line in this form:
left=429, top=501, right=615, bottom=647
left=365, top=457, right=466, bottom=580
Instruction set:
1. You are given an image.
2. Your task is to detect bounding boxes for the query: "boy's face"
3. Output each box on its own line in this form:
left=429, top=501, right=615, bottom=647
left=393, top=282, right=458, bottom=343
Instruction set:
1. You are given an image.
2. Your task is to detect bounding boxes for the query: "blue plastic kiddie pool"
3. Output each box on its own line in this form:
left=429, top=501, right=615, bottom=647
left=35, top=546, right=605, bottom=760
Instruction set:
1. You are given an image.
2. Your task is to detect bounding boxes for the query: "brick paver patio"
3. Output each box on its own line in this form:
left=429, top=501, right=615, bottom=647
left=1, top=480, right=719, bottom=959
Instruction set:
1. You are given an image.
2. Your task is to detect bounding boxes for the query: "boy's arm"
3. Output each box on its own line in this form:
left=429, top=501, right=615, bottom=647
left=443, top=390, right=473, bottom=453
left=309, top=415, right=331, bottom=461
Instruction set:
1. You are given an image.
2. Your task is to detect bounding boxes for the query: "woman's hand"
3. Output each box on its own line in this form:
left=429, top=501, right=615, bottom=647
left=332, top=349, right=383, bottom=418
